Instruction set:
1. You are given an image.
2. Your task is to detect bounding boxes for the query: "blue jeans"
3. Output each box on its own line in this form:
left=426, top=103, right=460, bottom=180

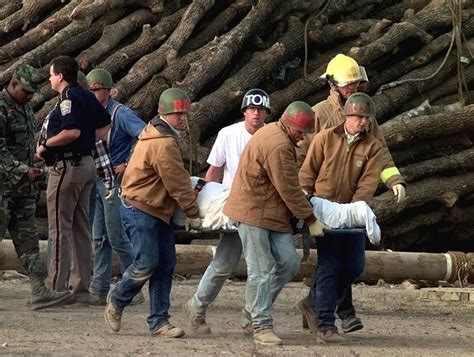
left=191, top=232, right=242, bottom=315
left=112, top=203, right=176, bottom=333
left=310, top=230, right=365, bottom=331
left=238, top=223, right=299, bottom=331
left=91, top=179, right=134, bottom=297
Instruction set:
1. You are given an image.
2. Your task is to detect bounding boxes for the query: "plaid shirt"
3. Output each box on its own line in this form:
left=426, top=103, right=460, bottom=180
left=93, top=139, right=115, bottom=189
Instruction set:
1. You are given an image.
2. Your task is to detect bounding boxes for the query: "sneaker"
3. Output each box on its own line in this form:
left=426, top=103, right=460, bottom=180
left=341, top=316, right=364, bottom=333
left=152, top=323, right=185, bottom=338
left=241, top=307, right=253, bottom=336
left=316, top=328, right=345, bottom=344
left=104, top=290, right=122, bottom=333
left=254, top=329, right=282, bottom=346
left=129, top=290, right=145, bottom=306
left=183, top=299, right=211, bottom=334
left=298, top=298, right=318, bottom=334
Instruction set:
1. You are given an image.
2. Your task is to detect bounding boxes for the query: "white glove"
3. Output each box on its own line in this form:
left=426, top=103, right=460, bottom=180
left=185, top=217, right=202, bottom=231
left=392, top=184, right=406, bottom=203
left=308, top=220, right=327, bottom=237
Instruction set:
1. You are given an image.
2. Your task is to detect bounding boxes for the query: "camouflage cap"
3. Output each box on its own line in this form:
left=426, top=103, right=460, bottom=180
left=13, top=64, right=41, bottom=93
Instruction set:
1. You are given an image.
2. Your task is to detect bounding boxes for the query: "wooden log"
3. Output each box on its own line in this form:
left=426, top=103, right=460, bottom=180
left=376, top=0, right=430, bottom=22
left=70, top=0, right=164, bottom=19
left=1, top=240, right=472, bottom=284
left=369, top=172, right=474, bottom=223
left=0, top=0, right=60, bottom=34
left=177, top=0, right=283, bottom=100
left=99, top=9, right=185, bottom=75
left=390, top=133, right=472, bottom=166
left=350, top=1, right=456, bottom=65
left=380, top=105, right=474, bottom=150
left=0, top=1, right=80, bottom=65
left=112, top=0, right=215, bottom=102
left=77, top=9, right=156, bottom=71
left=400, top=147, right=474, bottom=183
left=0, top=1, right=21, bottom=22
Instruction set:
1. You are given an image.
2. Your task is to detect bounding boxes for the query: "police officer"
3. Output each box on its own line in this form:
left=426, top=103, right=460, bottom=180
left=0, top=64, right=71, bottom=310
left=36, top=56, right=111, bottom=304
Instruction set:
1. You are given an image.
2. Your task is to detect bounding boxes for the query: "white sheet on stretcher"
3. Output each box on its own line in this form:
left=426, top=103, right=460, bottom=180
left=309, top=197, right=381, bottom=246
left=176, top=178, right=381, bottom=245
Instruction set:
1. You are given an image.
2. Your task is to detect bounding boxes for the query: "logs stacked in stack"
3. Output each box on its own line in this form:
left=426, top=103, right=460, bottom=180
left=0, top=0, right=473, bottom=252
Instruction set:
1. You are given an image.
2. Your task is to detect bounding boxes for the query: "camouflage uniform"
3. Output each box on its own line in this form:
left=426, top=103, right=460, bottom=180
left=0, top=64, right=70, bottom=310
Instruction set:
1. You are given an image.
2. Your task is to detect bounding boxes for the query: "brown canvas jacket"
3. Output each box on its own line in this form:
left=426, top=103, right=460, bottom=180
left=223, top=122, right=316, bottom=233
left=297, top=88, right=404, bottom=189
left=121, top=118, right=199, bottom=223
left=299, top=123, right=384, bottom=203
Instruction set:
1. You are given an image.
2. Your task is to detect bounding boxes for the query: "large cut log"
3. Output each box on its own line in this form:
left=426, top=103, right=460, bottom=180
left=380, top=105, right=474, bottom=150
left=176, top=0, right=284, bottom=100
left=1, top=240, right=472, bottom=284
left=0, top=0, right=80, bottom=65
left=76, top=9, right=156, bottom=71
left=350, top=0, right=458, bottom=65
left=390, top=133, right=472, bottom=166
left=400, top=147, right=474, bottom=182
left=112, top=0, right=215, bottom=102
left=370, top=172, right=474, bottom=222
left=0, top=0, right=60, bottom=34
left=99, top=8, right=185, bottom=75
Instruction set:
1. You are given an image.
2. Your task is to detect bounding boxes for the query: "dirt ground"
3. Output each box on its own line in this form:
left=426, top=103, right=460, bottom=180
left=0, top=272, right=473, bottom=357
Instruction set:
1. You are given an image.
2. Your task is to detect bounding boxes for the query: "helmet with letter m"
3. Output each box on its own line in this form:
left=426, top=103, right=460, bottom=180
left=344, top=93, right=375, bottom=117
left=158, top=88, right=191, bottom=115
left=321, top=54, right=368, bottom=87
left=280, top=101, right=315, bottom=133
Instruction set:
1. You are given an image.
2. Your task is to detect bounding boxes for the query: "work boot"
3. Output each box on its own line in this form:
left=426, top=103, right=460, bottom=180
left=341, top=315, right=364, bottom=333
left=25, top=254, right=71, bottom=311
left=298, top=298, right=318, bottom=334
left=152, top=323, right=185, bottom=338
left=241, top=307, right=253, bottom=336
left=316, top=327, right=345, bottom=344
left=253, top=329, right=282, bottom=346
left=104, top=289, right=122, bottom=333
left=71, top=292, right=103, bottom=306
left=183, top=299, right=211, bottom=334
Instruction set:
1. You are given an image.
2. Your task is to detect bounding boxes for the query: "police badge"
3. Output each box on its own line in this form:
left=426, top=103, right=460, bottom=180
left=60, top=99, right=72, bottom=116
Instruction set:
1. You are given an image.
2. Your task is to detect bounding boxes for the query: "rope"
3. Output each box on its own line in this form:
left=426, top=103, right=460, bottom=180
left=376, top=0, right=469, bottom=96
left=447, top=251, right=471, bottom=287
left=303, top=0, right=332, bottom=80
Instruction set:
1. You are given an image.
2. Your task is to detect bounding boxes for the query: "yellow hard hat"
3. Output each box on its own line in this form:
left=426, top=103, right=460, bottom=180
left=320, top=54, right=368, bottom=86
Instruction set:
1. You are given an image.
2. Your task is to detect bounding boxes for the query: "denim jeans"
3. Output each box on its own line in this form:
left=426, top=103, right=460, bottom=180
left=91, top=179, right=134, bottom=297
left=191, top=232, right=242, bottom=315
left=112, top=203, right=176, bottom=333
left=238, top=223, right=300, bottom=331
left=310, top=230, right=365, bottom=331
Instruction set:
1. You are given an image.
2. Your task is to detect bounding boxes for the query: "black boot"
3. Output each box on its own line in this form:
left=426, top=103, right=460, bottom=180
left=25, top=254, right=72, bottom=310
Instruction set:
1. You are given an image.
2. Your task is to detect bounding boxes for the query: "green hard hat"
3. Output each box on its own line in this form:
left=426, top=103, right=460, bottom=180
left=86, top=68, right=113, bottom=88
left=344, top=92, right=375, bottom=117
left=13, top=64, right=41, bottom=93
left=280, top=101, right=315, bottom=133
left=158, top=88, right=191, bottom=115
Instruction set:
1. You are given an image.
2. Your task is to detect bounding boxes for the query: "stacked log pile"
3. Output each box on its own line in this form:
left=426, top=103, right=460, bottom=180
left=0, top=0, right=473, bottom=252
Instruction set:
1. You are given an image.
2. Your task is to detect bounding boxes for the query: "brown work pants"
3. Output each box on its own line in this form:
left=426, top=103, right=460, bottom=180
left=46, top=156, right=96, bottom=295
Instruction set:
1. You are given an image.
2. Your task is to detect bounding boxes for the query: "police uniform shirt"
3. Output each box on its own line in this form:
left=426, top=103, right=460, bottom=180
left=47, top=82, right=111, bottom=155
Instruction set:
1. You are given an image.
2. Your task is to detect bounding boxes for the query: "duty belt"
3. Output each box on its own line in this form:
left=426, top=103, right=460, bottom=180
left=55, top=151, right=91, bottom=162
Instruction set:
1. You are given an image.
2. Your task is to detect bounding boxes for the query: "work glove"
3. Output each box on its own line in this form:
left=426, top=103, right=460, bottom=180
left=392, top=184, right=406, bottom=203
left=308, top=220, right=327, bottom=237
left=185, top=217, right=202, bottom=231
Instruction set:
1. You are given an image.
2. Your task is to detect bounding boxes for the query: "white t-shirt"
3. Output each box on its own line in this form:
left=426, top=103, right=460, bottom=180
left=207, top=121, right=252, bottom=188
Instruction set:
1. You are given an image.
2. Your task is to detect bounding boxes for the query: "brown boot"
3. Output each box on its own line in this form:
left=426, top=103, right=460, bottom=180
left=254, top=329, right=282, bottom=346
left=183, top=299, right=211, bottom=335
left=316, top=328, right=345, bottom=344
left=26, top=254, right=71, bottom=311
